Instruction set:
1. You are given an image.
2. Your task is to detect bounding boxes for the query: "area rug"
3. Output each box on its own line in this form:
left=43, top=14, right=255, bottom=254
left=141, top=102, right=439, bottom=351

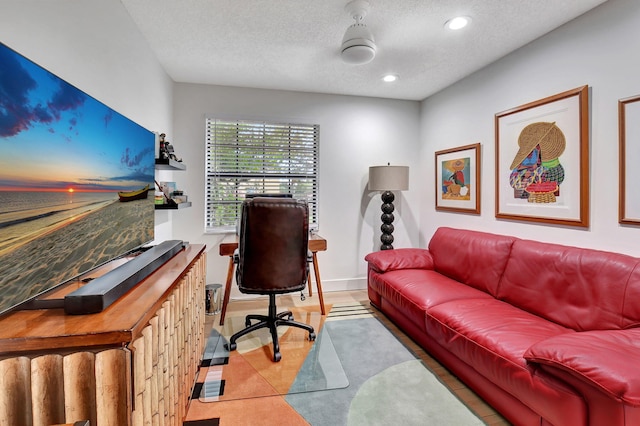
left=184, top=303, right=484, bottom=426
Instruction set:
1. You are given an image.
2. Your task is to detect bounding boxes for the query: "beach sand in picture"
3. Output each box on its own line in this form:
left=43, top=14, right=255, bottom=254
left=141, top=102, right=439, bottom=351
left=0, top=197, right=154, bottom=314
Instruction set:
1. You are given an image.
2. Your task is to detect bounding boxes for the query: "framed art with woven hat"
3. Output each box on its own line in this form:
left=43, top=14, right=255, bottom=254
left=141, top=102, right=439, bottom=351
left=435, top=143, right=481, bottom=214
left=495, top=85, right=589, bottom=227
left=619, top=94, right=640, bottom=225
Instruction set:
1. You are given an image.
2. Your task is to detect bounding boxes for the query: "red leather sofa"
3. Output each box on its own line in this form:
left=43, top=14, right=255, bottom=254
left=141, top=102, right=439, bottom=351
left=365, top=227, right=640, bottom=426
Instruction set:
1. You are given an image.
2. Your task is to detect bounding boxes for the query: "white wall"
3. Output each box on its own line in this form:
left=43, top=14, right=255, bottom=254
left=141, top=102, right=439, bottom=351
left=171, top=84, right=421, bottom=293
left=0, top=0, right=175, bottom=241
left=419, top=0, right=640, bottom=256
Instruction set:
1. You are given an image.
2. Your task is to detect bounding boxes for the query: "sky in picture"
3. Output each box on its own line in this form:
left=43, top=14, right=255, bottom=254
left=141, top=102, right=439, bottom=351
left=0, top=43, right=155, bottom=193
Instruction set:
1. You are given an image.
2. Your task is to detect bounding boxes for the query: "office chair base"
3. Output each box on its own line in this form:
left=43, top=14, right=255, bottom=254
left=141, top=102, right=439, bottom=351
left=225, top=294, right=316, bottom=362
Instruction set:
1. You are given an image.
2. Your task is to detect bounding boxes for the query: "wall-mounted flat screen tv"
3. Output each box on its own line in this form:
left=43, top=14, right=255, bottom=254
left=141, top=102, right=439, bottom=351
left=0, top=42, right=156, bottom=316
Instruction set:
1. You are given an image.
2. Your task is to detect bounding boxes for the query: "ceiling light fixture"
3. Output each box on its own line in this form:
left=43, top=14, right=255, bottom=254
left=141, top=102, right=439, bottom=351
left=445, top=16, right=471, bottom=30
left=341, top=0, right=376, bottom=65
left=382, top=74, right=398, bottom=82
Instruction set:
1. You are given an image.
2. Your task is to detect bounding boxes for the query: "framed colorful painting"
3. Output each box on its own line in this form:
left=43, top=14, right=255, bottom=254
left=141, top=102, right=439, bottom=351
left=435, top=143, right=481, bottom=214
left=495, top=85, right=589, bottom=227
left=619, top=94, right=640, bottom=225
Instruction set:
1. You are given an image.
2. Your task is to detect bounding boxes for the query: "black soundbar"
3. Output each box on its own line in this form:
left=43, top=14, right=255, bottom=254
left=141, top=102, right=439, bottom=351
left=64, top=240, right=185, bottom=315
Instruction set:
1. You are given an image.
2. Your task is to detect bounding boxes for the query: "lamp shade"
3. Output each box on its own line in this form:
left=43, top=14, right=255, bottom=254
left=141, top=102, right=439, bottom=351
left=368, top=165, right=409, bottom=191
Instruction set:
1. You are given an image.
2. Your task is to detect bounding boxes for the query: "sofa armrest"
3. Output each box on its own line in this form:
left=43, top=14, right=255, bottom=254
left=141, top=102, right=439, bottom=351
left=524, top=329, right=640, bottom=405
left=364, top=248, right=433, bottom=273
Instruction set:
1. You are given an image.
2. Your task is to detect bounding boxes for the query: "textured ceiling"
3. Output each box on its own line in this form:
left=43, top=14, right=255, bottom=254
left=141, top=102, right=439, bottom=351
left=122, top=0, right=608, bottom=101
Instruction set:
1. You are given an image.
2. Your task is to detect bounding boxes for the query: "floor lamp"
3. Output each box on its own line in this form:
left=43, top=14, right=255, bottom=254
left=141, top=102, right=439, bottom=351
left=368, top=164, right=409, bottom=250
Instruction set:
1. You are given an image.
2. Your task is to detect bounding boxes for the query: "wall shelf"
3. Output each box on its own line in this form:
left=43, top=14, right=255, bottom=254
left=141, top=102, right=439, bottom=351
left=155, top=202, right=192, bottom=210
left=155, top=158, right=186, bottom=170
left=155, top=157, right=189, bottom=209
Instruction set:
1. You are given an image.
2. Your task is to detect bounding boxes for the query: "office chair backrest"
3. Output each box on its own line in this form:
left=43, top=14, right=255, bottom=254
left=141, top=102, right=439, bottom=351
left=237, top=197, right=309, bottom=294
left=236, top=194, right=294, bottom=234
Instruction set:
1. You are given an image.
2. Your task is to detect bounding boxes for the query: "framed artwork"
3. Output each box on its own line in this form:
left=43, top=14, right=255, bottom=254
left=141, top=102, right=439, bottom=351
left=619, top=94, right=640, bottom=225
left=435, top=143, right=481, bottom=214
left=495, top=85, right=589, bottom=227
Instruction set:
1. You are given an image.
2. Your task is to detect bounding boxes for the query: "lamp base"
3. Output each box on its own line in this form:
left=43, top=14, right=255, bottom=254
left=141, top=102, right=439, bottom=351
left=380, top=190, right=395, bottom=250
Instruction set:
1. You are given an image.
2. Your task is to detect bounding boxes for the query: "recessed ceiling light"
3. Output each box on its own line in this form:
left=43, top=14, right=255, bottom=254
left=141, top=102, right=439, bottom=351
left=382, top=74, right=398, bottom=82
left=445, top=16, right=470, bottom=30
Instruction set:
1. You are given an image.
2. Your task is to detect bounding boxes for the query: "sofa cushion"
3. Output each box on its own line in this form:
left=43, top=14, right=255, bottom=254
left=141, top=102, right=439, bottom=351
left=428, top=227, right=515, bottom=297
left=498, top=239, right=640, bottom=330
left=525, top=328, right=640, bottom=406
left=367, top=268, right=491, bottom=332
left=364, top=248, right=433, bottom=273
left=621, top=265, right=640, bottom=328
left=426, top=297, right=584, bottom=426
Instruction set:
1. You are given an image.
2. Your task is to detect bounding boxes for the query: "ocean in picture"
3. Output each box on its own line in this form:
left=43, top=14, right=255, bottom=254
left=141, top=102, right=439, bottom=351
left=0, top=191, right=116, bottom=250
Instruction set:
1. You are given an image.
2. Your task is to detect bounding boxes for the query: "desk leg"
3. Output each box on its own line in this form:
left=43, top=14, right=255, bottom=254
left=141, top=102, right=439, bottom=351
left=219, top=257, right=234, bottom=326
left=311, top=252, right=326, bottom=315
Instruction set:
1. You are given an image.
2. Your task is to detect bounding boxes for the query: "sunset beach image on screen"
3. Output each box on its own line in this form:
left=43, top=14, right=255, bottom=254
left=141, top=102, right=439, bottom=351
left=0, top=42, right=155, bottom=315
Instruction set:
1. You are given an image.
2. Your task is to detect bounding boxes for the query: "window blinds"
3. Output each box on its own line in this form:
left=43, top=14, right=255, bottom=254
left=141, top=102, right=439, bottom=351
left=205, top=118, right=319, bottom=232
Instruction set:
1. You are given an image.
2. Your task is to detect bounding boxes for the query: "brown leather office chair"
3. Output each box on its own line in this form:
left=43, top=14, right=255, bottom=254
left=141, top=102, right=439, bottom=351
left=225, top=197, right=316, bottom=362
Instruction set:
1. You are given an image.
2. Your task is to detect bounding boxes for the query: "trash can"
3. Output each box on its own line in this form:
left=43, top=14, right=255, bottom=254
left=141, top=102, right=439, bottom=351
left=205, top=283, right=222, bottom=316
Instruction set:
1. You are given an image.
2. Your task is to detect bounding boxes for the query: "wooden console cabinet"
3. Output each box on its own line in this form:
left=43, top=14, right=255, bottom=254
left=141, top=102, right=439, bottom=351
left=0, top=244, right=206, bottom=426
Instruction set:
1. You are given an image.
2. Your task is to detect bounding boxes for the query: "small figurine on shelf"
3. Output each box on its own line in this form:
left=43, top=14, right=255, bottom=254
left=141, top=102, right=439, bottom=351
left=164, top=142, right=182, bottom=162
left=158, top=133, right=182, bottom=162
left=158, top=133, right=168, bottom=159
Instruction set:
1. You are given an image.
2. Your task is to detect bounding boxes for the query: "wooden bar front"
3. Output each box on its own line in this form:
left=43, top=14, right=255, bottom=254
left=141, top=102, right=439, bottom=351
left=0, top=244, right=207, bottom=426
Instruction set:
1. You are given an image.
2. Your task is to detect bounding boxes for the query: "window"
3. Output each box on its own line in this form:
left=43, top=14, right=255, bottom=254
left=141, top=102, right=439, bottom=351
left=205, top=118, right=319, bottom=233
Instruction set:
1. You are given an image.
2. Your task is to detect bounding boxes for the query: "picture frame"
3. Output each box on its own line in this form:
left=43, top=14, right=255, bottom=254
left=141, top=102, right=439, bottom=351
left=435, top=143, right=481, bottom=214
left=495, top=85, right=589, bottom=227
left=619, top=94, right=640, bottom=225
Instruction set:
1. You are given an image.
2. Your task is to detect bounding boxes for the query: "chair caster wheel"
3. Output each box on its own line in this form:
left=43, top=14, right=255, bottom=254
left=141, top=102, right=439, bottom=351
left=287, top=314, right=294, bottom=320
left=225, top=342, right=237, bottom=351
left=274, top=352, right=282, bottom=362
left=309, top=332, right=316, bottom=341
left=245, top=319, right=251, bottom=327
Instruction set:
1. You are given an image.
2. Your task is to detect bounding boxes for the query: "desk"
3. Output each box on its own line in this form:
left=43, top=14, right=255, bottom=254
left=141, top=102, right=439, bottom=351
left=218, top=234, right=327, bottom=325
